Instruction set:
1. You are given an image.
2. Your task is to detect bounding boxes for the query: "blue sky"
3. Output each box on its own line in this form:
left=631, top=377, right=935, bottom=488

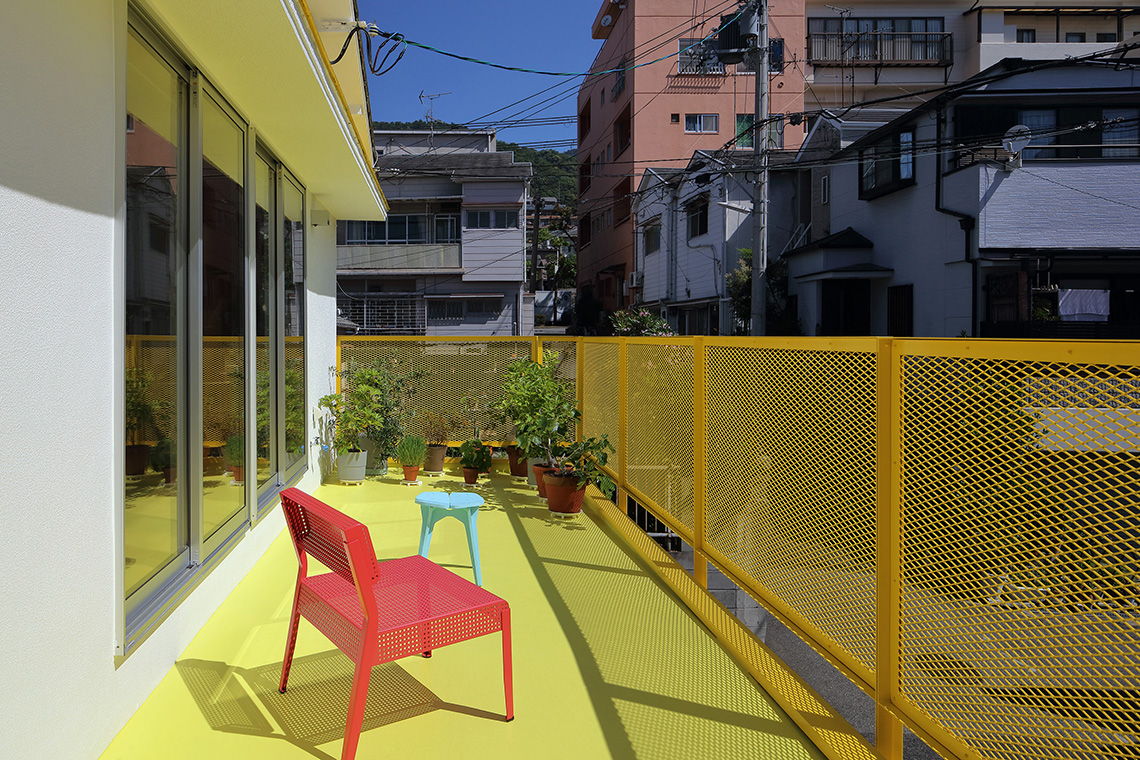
left=354, top=1, right=604, bottom=149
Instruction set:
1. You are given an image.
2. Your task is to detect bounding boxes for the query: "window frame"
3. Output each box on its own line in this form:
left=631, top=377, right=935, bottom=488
left=684, top=113, right=719, bottom=134
left=858, top=127, right=917, bottom=199
left=685, top=195, right=710, bottom=239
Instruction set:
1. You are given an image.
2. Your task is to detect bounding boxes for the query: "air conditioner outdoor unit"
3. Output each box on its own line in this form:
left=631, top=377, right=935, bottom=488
left=628, top=271, right=644, bottom=288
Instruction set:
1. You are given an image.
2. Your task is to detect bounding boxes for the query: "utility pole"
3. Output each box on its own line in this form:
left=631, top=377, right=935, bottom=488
left=749, top=1, right=769, bottom=336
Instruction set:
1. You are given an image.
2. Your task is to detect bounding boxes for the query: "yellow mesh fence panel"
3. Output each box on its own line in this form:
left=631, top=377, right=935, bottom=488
left=338, top=337, right=533, bottom=443
left=704, top=342, right=879, bottom=678
left=540, top=339, right=579, bottom=405
left=625, top=340, right=696, bottom=535
left=127, top=335, right=178, bottom=442
left=582, top=341, right=621, bottom=471
left=203, top=338, right=244, bottom=446
left=897, top=345, right=1140, bottom=760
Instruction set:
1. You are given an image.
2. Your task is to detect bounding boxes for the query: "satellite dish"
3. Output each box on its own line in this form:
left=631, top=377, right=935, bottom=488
left=1003, top=125, right=1032, bottom=154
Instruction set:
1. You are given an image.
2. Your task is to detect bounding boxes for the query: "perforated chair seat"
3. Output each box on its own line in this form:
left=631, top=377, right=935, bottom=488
left=278, top=488, right=513, bottom=760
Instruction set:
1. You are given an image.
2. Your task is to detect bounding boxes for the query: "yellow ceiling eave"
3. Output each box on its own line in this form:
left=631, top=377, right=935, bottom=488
left=297, top=0, right=387, bottom=217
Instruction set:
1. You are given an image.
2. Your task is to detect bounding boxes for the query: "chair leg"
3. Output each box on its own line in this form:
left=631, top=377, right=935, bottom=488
left=462, top=508, right=482, bottom=587
left=341, top=659, right=372, bottom=760
left=279, top=582, right=303, bottom=693
left=418, top=506, right=435, bottom=557
left=502, top=607, right=514, bottom=721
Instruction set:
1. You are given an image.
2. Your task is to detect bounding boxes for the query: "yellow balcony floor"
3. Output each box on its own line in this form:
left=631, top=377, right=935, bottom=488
left=102, top=469, right=827, bottom=760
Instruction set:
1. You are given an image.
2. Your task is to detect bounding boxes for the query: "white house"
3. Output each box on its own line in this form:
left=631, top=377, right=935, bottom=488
left=788, top=57, right=1140, bottom=337
left=0, top=1, right=385, bottom=756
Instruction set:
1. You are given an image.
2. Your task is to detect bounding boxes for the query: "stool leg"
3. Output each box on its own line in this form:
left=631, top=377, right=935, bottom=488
left=462, top=508, right=482, bottom=587
left=418, top=505, right=435, bottom=557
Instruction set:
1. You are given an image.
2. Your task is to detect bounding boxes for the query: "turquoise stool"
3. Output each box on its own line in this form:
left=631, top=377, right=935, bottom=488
left=415, top=491, right=484, bottom=586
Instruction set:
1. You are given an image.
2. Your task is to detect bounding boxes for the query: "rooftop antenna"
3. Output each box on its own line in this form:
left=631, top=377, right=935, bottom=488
left=419, top=90, right=451, bottom=151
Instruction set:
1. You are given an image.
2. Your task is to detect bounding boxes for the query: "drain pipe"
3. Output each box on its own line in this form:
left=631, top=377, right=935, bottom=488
left=935, top=105, right=978, bottom=335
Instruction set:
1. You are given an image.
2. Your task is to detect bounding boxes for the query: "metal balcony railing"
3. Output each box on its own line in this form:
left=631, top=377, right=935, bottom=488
left=808, top=32, right=953, bottom=67
left=337, top=243, right=461, bottom=271
left=335, top=334, right=1140, bottom=760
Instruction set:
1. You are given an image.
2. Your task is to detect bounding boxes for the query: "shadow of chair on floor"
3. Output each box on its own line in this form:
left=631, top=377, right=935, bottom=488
left=177, top=651, right=502, bottom=759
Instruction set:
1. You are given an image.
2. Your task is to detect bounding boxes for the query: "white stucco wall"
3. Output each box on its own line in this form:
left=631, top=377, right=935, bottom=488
left=0, top=2, right=350, bottom=757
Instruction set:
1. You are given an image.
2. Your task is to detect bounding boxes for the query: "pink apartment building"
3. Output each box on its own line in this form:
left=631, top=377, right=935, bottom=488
left=576, top=0, right=806, bottom=318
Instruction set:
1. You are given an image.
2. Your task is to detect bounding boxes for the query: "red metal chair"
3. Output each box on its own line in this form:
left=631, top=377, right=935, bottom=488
left=277, top=488, right=513, bottom=760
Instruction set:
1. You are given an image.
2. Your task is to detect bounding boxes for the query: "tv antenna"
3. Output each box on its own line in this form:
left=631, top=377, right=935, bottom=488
left=419, top=90, right=451, bottom=151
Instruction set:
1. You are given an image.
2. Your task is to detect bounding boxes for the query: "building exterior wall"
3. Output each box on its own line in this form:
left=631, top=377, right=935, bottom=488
left=0, top=1, right=367, bottom=757
left=577, top=0, right=807, bottom=314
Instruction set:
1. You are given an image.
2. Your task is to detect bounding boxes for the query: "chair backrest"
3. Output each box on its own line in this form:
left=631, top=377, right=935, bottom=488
left=280, top=488, right=380, bottom=586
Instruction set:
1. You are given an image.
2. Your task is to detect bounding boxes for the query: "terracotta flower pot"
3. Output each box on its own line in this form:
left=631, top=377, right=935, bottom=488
left=423, top=445, right=446, bottom=473
left=163, top=467, right=176, bottom=485
left=462, top=467, right=479, bottom=484
left=125, top=444, right=150, bottom=477
left=543, top=473, right=585, bottom=514
left=402, top=465, right=420, bottom=482
left=532, top=464, right=555, bottom=498
left=232, top=465, right=245, bottom=485
left=507, top=445, right=528, bottom=477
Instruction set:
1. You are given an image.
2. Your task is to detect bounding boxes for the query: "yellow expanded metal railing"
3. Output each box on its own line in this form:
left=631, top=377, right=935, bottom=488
left=336, top=335, right=1140, bottom=760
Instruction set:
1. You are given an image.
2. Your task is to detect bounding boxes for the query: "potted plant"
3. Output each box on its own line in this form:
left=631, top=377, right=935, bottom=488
left=540, top=435, right=615, bottom=515
left=421, top=411, right=464, bottom=474
left=149, top=437, right=175, bottom=484
left=224, top=434, right=245, bottom=485
left=319, top=359, right=422, bottom=484
left=459, top=439, right=491, bottom=485
left=491, top=350, right=577, bottom=496
left=125, top=368, right=160, bottom=477
left=395, top=434, right=428, bottom=483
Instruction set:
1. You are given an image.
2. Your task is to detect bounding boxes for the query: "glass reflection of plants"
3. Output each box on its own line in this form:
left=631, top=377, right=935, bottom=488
left=319, top=359, right=422, bottom=456
left=252, top=359, right=305, bottom=461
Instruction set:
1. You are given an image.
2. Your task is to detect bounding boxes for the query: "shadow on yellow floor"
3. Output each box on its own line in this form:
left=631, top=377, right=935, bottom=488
left=104, top=470, right=825, bottom=760
left=177, top=651, right=504, bottom=758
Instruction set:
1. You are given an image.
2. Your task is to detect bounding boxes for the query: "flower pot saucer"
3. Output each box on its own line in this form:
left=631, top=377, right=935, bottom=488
left=400, top=479, right=423, bottom=486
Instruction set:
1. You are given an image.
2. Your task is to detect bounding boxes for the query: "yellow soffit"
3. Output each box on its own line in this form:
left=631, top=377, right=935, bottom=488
left=140, top=0, right=386, bottom=220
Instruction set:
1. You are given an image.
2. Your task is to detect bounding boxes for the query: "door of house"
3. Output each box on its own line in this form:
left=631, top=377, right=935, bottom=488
left=821, top=279, right=871, bottom=335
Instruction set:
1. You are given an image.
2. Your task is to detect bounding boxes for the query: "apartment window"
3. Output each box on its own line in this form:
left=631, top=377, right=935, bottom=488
left=579, top=102, right=592, bottom=140
left=124, top=18, right=306, bottom=651
left=612, top=58, right=627, bottom=99
left=435, top=214, right=460, bottom=243
left=958, top=105, right=1140, bottom=160
left=607, top=143, right=612, bottom=162
left=579, top=213, right=591, bottom=247
left=466, top=209, right=520, bottom=229
left=685, top=113, right=719, bottom=134
left=679, top=38, right=725, bottom=74
left=1066, top=32, right=1087, bottom=43
left=643, top=219, right=661, bottom=253
left=614, top=104, right=632, bottom=156
left=736, top=114, right=755, bottom=148
left=821, top=174, right=831, bottom=205
left=671, top=113, right=680, bottom=123
left=428, top=300, right=464, bottom=320
left=1097, top=33, right=1118, bottom=43
left=859, top=128, right=916, bottom=198
left=579, top=160, right=592, bottom=192
left=686, top=196, right=709, bottom=239
left=613, top=177, right=632, bottom=223
left=808, top=17, right=947, bottom=64
left=1017, top=29, right=1036, bottom=43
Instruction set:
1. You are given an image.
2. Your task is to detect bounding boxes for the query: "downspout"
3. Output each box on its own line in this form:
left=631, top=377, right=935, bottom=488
left=935, top=105, right=978, bottom=336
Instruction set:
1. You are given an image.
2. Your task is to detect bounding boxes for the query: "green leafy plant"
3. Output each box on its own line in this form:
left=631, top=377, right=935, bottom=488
left=395, top=435, right=428, bottom=467
left=318, top=359, right=423, bottom=455
left=125, top=368, right=164, bottom=445
left=547, top=435, right=616, bottom=498
left=609, top=307, right=676, bottom=337
left=224, top=434, right=245, bottom=465
left=491, top=350, right=577, bottom=462
left=458, top=439, right=492, bottom=472
left=149, top=438, right=174, bottom=471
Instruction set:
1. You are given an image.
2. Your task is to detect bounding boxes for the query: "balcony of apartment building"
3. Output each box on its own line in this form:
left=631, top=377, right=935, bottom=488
left=337, top=213, right=464, bottom=275
left=807, top=18, right=953, bottom=69
left=968, top=5, right=1140, bottom=70
left=104, top=335, right=1140, bottom=760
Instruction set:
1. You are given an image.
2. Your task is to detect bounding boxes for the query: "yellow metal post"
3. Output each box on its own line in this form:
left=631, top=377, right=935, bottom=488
left=875, top=338, right=903, bottom=760
left=618, top=338, right=628, bottom=508
left=692, top=337, right=708, bottom=589
left=576, top=337, right=584, bottom=444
